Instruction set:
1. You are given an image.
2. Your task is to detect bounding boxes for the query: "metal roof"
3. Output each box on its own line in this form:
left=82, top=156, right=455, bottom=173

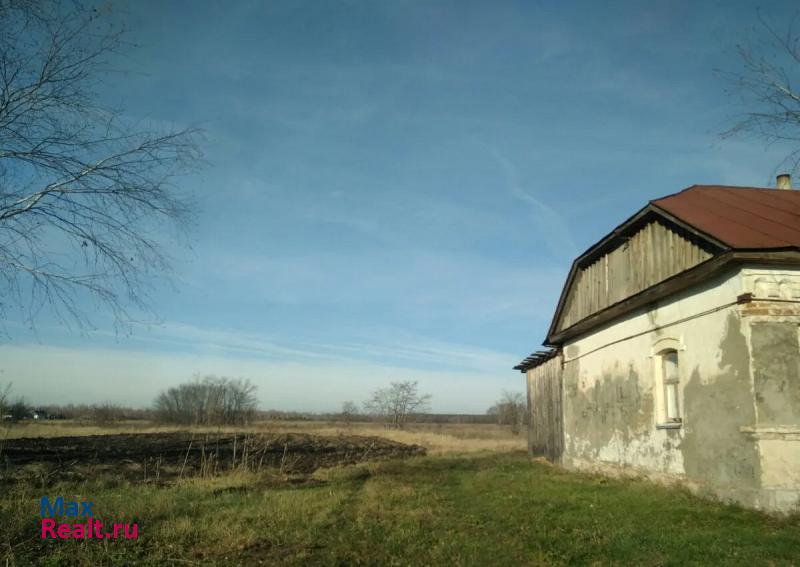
left=516, top=184, right=800, bottom=369
left=652, top=185, right=800, bottom=250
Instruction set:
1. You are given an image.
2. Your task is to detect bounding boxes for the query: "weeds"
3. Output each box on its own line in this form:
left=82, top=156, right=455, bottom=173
left=3, top=423, right=796, bottom=565
left=2, top=453, right=799, bottom=565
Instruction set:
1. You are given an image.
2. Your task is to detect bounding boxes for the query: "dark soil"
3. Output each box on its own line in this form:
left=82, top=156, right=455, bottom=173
left=0, top=432, right=425, bottom=484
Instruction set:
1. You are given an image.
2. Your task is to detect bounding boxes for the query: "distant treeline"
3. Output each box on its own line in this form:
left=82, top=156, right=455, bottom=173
left=10, top=403, right=153, bottom=423
left=12, top=404, right=495, bottom=426
left=258, top=410, right=497, bottom=425
left=3, top=377, right=509, bottom=428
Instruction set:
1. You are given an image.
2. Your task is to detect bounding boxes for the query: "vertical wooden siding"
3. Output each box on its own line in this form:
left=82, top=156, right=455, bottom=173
left=527, top=356, right=563, bottom=463
left=557, top=220, right=713, bottom=332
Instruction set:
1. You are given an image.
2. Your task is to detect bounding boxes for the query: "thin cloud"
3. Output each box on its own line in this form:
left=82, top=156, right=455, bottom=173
left=133, top=320, right=520, bottom=374
left=0, top=343, right=523, bottom=413
left=482, top=143, right=578, bottom=259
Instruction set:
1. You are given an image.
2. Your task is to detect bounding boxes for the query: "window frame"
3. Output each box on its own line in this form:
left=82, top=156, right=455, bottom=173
left=651, top=338, right=684, bottom=429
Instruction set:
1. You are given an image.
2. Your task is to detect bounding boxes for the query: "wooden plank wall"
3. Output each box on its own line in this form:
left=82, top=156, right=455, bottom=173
left=527, top=356, right=563, bottom=463
left=558, top=220, right=713, bottom=332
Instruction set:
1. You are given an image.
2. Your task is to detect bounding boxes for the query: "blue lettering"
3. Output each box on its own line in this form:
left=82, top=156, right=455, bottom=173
left=40, top=496, right=63, bottom=517
left=39, top=497, right=93, bottom=517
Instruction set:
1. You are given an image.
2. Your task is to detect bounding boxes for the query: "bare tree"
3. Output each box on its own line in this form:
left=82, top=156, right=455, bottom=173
left=0, top=382, right=11, bottom=416
left=8, top=396, right=30, bottom=420
left=363, top=380, right=431, bottom=429
left=720, top=11, right=800, bottom=171
left=90, top=401, right=125, bottom=425
left=488, top=391, right=526, bottom=435
left=0, top=2, right=203, bottom=331
left=154, top=375, right=258, bottom=426
left=339, top=400, right=359, bottom=424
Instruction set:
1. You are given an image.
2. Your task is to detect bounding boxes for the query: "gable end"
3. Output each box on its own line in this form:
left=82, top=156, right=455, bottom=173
left=548, top=208, right=723, bottom=342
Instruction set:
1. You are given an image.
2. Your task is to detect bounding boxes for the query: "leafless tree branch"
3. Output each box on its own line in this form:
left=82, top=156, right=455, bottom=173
left=154, top=375, right=258, bottom=426
left=487, top=391, right=526, bottom=435
left=363, top=380, right=431, bottom=429
left=720, top=10, right=800, bottom=173
left=0, top=1, right=204, bottom=332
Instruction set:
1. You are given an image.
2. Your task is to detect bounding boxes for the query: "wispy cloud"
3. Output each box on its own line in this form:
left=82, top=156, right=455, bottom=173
left=121, top=320, right=521, bottom=374
left=482, top=143, right=578, bottom=259
left=0, top=342, right=523, bottom=413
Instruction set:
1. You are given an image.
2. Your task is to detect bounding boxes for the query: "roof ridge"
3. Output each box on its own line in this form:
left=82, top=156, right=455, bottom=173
left=648, top=185, right=698, bottom=204
left=649, top=184, right=789, bottom=209
left=690, top=184, right=776, bottom=191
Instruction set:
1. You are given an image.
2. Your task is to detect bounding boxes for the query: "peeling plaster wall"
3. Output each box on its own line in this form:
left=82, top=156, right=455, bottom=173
left=559, top=266, right=800, bottom=512
left=680, top=312, right=759, bottom=504
left=740, top=267, right=800, bottom=512
left=749, top=322, right=800, bottom=425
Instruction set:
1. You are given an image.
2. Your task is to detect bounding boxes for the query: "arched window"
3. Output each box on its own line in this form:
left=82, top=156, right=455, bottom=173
left=661, top=349, right=680, bottom=423
left=652, top=338, right=683, bottom=429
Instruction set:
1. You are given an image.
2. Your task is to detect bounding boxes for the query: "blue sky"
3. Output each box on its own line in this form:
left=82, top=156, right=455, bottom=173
left=4, top=0, right=797, bottom=412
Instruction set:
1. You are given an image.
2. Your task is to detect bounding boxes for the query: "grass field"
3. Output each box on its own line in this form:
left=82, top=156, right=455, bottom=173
left=2, top=422, right=799, bottom=565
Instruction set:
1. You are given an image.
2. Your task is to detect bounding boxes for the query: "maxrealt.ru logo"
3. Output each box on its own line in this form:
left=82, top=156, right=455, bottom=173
left=40, top=497, right=138, bottom=540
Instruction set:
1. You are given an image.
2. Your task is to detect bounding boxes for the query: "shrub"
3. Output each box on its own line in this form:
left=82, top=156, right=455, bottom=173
left=154, top=375, right=258, bottom=426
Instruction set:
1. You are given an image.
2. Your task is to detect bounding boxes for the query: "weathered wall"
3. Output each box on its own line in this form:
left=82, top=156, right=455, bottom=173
left=679, top=312, right=759, bottom=503
left=557, top=219, right=714, bottom=332
left=750, top=322, right=800, bottom=425
left=526, top=356, right=563, bottom=463
left=740, top=267, right=800, bottom=511
left=558, top=266, right=800, bottom=512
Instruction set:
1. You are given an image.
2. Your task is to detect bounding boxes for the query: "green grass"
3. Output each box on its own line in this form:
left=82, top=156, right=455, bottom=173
left=2, top=453, right=799, bottom=566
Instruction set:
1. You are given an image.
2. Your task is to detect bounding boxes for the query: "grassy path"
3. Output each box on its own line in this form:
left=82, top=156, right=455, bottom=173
left=2, top=453, right=799, bottom=565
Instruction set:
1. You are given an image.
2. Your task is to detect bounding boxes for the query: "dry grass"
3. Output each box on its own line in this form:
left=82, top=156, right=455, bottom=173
left=0, top=419, right=526, bottom=454
left=4, top=453, right=800, bottom=565
left=4, top=420, right=800, bottom=565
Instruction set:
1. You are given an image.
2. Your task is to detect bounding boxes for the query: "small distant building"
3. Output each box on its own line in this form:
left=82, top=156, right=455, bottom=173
left=516, top=176, right=800, bottom=512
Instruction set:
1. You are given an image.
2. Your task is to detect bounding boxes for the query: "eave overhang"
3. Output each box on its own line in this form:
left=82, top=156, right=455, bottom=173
left=513, top=348, right=558, bottom=373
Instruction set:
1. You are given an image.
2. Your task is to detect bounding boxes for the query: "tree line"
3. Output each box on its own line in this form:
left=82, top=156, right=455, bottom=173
left=2, top=378, right=526, bottom=433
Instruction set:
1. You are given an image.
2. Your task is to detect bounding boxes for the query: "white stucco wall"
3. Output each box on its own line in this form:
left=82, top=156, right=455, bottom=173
left=559, top=264, right=800, bottom=512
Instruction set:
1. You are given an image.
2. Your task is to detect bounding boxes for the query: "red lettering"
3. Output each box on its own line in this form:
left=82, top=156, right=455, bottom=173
left=56, top=524, right=71, bottom=538
left=41, top=516, right=138, bottom=540
left=41, top=518, right=56, bottom=538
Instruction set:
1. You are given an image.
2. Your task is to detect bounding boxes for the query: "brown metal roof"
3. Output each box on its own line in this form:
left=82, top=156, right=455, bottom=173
left=519, top=183, right=800, bottom=364
left=652, top=185, right=800, bottom=250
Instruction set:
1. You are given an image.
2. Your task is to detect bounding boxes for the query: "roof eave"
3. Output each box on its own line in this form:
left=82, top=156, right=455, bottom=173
left=513, top=348, right=558, bottom=373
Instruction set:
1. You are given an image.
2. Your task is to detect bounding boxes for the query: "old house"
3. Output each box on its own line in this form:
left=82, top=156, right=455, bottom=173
left=515, top=176, right=800, bottom=512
